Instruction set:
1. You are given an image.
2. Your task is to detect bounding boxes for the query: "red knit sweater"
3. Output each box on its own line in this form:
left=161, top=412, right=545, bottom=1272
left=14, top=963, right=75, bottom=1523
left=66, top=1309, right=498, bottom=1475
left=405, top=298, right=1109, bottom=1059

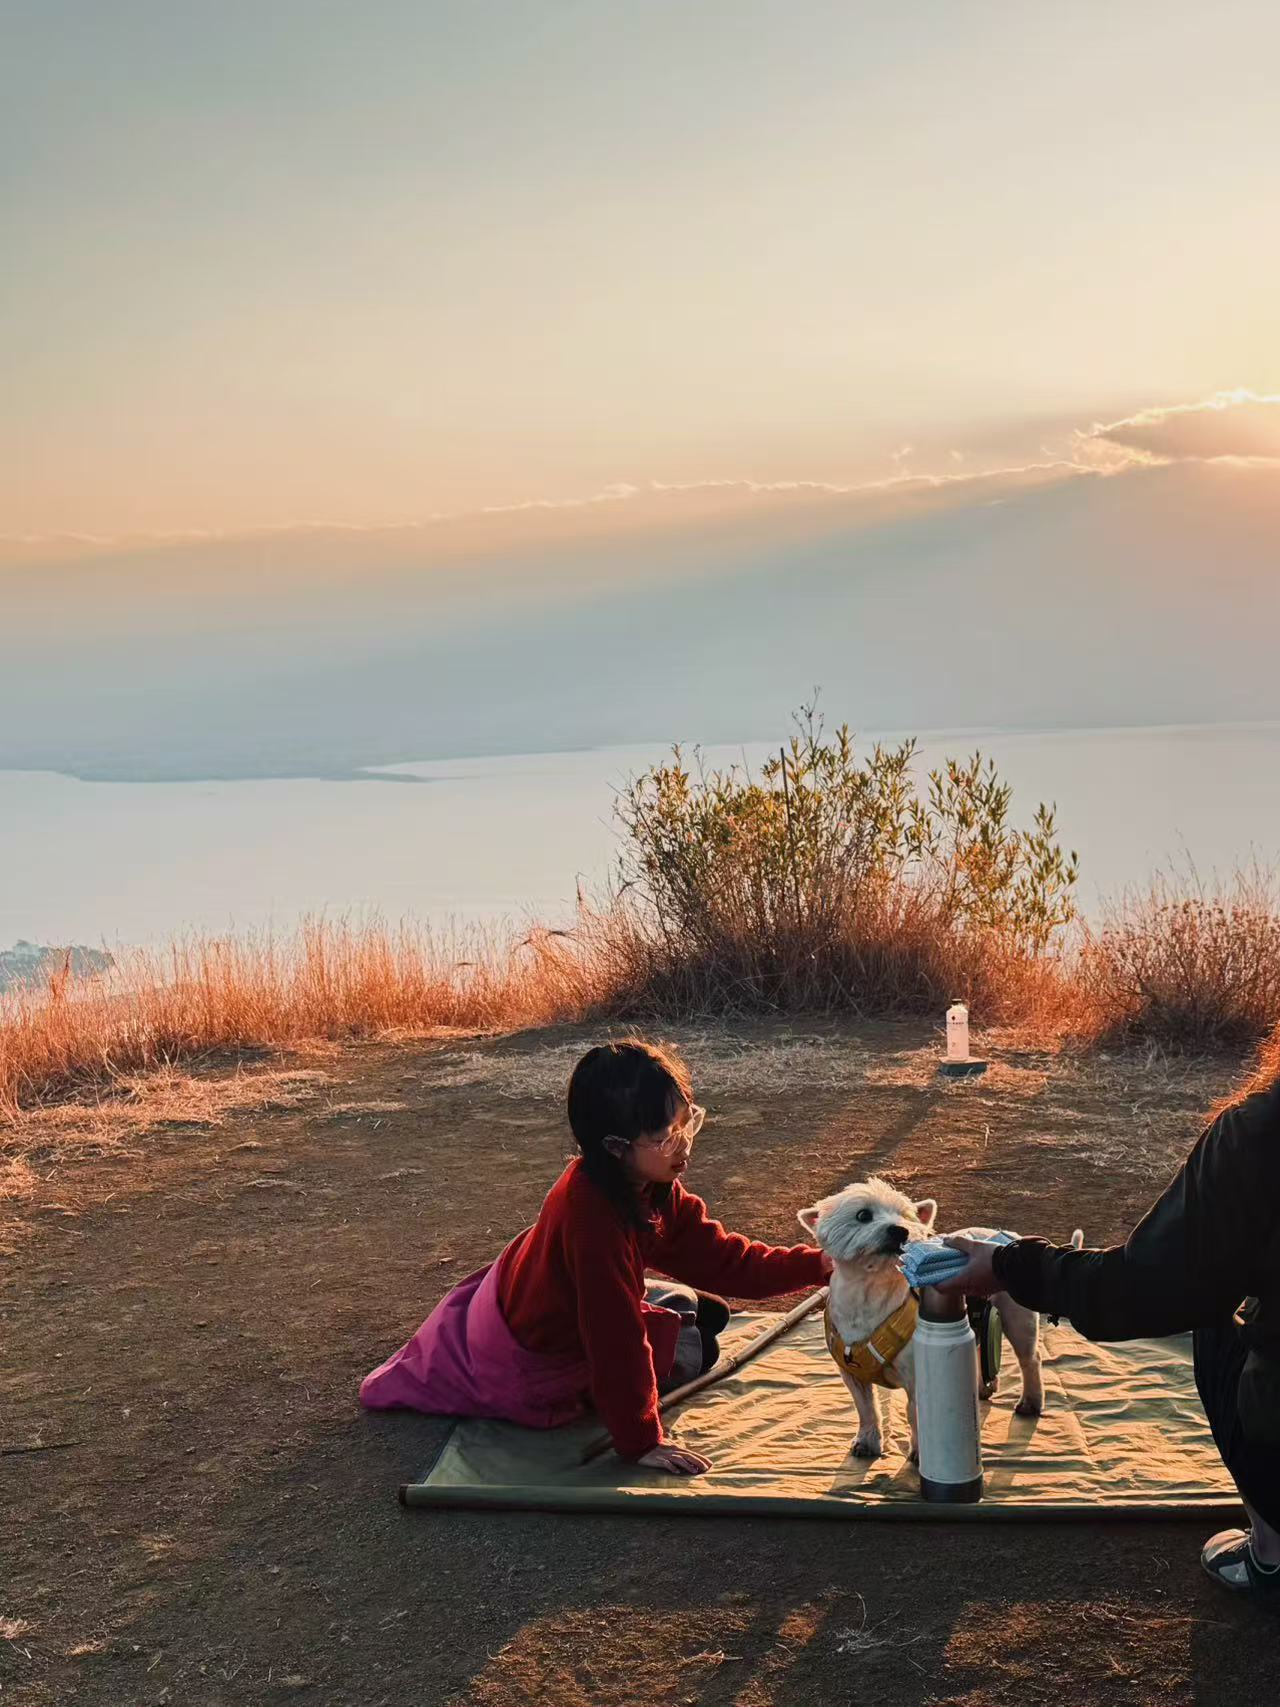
left=495, top=1159, right=827, bottom=1458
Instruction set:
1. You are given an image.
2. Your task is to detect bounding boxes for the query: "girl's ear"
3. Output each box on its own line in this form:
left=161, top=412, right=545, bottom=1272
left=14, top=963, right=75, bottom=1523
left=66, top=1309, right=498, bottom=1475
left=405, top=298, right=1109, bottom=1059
left=797, top=1204, right=821, bottom=1233
left=914, top=1198, right=938, bottom=1228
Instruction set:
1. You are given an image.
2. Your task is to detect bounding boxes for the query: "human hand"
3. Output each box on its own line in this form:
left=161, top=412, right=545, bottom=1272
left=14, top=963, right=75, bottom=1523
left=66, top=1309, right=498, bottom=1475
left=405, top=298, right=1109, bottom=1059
left=933, top=1235, right=1002, bottom=1297
left=638, top=1441, right=712, bottom=1476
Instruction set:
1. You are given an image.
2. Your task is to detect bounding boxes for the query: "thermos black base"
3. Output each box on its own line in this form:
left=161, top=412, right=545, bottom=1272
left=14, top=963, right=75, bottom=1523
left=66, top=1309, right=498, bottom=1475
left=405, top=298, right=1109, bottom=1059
left=938, top=1059, right=988, bottom=1078
left=920, top=1472, right=984, bottom=1503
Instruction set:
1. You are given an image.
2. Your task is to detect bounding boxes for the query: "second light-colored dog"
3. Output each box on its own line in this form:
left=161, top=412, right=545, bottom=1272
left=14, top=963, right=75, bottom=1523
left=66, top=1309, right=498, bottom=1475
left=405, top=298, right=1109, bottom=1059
left=798, top=1176, right=1082, bottom=1462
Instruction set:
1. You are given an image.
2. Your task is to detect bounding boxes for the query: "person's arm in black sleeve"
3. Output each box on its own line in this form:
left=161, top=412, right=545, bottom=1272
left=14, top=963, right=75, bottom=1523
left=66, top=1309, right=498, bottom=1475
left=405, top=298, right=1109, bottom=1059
left=992, top=1095, right=1266, bottom=1341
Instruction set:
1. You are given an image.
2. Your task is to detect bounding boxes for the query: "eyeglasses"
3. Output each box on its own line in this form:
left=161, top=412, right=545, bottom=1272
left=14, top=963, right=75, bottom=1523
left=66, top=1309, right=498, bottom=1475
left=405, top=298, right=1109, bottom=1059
left=636, top=1102, right=706, bottom=1156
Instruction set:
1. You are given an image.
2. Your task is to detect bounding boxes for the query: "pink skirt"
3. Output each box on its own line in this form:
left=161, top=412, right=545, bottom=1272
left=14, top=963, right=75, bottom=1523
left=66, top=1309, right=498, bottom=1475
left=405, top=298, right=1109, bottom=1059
left=359, top=1263, right=684, bottom=1430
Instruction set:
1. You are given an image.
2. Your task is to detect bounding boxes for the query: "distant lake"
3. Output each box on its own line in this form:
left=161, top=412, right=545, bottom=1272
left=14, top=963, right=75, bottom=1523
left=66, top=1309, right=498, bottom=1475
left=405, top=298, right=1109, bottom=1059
left=3, top=722, right=1279, bottom=951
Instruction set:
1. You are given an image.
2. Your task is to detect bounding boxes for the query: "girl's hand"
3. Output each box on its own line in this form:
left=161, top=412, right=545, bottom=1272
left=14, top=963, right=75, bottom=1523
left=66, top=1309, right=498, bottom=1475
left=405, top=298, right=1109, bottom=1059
left=639, top=1442, right=712, bottom=1476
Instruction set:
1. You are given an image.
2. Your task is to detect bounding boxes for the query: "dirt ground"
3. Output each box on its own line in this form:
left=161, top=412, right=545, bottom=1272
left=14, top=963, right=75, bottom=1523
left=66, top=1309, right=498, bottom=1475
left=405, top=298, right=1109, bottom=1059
left=3, top=1019, right=1275, bottom=1706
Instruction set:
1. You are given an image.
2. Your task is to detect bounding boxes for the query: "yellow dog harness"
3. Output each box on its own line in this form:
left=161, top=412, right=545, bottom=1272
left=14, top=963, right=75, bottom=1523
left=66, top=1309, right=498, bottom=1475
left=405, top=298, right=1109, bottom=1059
left=823, top=1293, right=919, bottom=1388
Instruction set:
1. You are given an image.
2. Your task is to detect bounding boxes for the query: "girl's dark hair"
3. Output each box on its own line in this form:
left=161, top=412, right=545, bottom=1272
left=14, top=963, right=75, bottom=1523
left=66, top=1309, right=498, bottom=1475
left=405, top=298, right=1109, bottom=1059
left=567, top=1038, right=693, bottom=1227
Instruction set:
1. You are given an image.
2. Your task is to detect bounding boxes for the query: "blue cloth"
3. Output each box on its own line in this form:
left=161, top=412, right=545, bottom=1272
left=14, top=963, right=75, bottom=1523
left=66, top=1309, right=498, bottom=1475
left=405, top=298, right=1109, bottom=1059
left=899, top=1231, right=1017, bottom=1290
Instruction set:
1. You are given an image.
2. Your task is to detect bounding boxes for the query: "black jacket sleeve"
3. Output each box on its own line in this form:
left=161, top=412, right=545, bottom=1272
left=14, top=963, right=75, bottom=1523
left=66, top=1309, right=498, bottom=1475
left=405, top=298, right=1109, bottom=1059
left=992, top=1084, right=1280, bottom=1342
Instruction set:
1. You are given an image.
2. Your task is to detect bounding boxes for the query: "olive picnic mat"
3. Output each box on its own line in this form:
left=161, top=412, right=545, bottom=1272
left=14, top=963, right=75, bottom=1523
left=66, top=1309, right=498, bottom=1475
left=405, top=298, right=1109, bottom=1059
left=400, top=1315, right=1241, bottom=1521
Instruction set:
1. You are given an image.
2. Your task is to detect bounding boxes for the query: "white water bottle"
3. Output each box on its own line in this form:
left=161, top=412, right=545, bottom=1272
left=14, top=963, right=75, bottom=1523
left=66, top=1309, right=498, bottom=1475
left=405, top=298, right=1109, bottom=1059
left=914, top=1289, right=984, bottom=1502
left=946, top=1000, right=970, bottom=1062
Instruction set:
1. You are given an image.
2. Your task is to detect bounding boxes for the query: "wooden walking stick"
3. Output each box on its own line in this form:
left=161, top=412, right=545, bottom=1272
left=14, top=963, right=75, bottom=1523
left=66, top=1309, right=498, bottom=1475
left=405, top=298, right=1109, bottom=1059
left=579, top=1286, right=828, bottom=1465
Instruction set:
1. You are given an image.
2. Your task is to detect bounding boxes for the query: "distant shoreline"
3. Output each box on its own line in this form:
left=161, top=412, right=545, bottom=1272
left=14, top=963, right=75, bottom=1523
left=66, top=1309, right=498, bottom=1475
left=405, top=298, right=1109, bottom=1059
left=5, top=717, right=1280, bottom=788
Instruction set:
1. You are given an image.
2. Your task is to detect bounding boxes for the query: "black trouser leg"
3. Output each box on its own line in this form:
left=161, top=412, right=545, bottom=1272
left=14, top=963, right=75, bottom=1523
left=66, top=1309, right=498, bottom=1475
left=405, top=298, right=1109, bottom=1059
left=1193, top=1315, right=1280, bottom=1529
left=694, top=1292, right=731, bottom=1373
left=644, top=1279, right=703, bottom=1390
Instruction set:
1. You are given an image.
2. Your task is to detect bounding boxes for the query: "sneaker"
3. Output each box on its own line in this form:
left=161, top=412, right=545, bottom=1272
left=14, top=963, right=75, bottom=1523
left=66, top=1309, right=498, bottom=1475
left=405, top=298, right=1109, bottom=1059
left=1201, top=1529, right=1280, bottom=1595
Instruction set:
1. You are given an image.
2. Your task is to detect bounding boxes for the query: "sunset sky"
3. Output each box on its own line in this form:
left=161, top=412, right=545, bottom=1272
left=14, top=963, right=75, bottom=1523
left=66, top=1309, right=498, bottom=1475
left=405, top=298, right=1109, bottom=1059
left=5, top=0, right=1280, bottom=543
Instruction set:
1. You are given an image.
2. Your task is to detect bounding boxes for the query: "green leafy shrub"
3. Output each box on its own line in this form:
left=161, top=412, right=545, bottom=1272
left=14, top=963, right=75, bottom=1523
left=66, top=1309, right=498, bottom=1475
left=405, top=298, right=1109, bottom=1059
left=609, top=705, right=1078, bottom=1015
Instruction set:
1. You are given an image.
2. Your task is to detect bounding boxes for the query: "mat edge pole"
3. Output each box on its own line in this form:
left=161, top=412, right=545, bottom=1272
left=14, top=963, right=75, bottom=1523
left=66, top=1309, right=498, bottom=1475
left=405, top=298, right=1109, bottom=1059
left=398, top=1480, right=1245, bottom=1524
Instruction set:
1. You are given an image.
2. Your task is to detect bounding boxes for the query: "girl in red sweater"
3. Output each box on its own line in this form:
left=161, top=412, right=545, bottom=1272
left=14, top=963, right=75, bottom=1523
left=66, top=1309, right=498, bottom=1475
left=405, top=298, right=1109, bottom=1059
left=360, top=1038, right=829, bottom=1474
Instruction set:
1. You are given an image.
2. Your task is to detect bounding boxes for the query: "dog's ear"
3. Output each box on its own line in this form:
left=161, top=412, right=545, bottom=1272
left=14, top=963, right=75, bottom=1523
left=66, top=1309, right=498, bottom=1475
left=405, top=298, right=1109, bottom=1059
left=914, top=1198, right=938, bottom=1228
left=797, top=1204, right=821, bottom=1234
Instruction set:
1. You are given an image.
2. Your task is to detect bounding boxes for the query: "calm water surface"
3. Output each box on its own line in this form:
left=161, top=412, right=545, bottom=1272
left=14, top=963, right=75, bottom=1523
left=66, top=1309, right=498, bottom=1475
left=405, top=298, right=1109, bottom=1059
left=3, top=723, right=1278, bottom=950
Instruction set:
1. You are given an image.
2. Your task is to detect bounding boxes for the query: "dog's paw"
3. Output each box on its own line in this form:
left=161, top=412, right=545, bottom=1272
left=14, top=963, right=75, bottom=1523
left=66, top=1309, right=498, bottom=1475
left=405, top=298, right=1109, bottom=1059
left=852, top=1431, right=883, bottom=1460
left=978, top=1379, right=999, bottom=1401
left=1014, top=1395, right=1044, bottom=1418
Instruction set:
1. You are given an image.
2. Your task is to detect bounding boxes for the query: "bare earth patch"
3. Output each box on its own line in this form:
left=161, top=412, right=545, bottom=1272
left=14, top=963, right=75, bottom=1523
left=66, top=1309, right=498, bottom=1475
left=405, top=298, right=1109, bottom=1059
left=2, top=1019, right=1268, bottom=1706
left=0, top=1054, right=336, bottom=1212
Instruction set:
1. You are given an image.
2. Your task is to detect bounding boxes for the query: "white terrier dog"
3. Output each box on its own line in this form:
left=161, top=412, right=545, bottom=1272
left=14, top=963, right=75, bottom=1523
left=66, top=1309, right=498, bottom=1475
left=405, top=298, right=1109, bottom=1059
left=798, top=1177, right=1082, bottom=1463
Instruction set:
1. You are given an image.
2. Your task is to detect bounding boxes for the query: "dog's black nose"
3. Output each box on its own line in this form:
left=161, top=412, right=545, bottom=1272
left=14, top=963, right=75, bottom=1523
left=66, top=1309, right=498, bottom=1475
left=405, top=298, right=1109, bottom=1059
left=885, top=1224, right=909, bottom=1251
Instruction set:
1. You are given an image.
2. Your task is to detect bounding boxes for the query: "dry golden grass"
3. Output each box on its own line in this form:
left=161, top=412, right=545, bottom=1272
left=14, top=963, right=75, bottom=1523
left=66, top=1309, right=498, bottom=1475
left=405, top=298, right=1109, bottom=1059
left=4, top=873, right=1279, bottom=1125
left=1079, top=865, right=1280, bottom=1051
left=0, top=918, right=606, bottom=1119
left=573, top=883, right=1088, bottom=1030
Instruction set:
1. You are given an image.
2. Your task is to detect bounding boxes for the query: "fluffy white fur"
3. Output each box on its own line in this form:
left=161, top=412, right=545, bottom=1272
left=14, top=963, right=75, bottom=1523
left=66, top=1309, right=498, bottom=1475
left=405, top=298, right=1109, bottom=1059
left=798, top=1176, right=1083, bottom=1463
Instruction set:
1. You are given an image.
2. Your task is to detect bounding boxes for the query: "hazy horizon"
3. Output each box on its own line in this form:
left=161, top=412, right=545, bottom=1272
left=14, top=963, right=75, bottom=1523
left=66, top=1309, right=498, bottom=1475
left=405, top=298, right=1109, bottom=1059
left=4, top=451, right=1279, bottom=781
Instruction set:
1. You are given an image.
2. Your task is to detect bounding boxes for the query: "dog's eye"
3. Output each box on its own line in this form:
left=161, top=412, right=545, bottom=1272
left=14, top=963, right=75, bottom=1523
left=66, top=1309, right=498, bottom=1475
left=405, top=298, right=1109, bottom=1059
left=855, top=1208, right=874, bottom=1224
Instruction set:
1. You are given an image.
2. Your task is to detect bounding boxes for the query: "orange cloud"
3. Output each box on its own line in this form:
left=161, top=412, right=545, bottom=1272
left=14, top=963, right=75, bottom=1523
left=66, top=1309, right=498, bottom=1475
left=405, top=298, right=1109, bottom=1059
left=1076, top=389, right=1280, bottom=467
left=9, top=389, right=1279, bottom=566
